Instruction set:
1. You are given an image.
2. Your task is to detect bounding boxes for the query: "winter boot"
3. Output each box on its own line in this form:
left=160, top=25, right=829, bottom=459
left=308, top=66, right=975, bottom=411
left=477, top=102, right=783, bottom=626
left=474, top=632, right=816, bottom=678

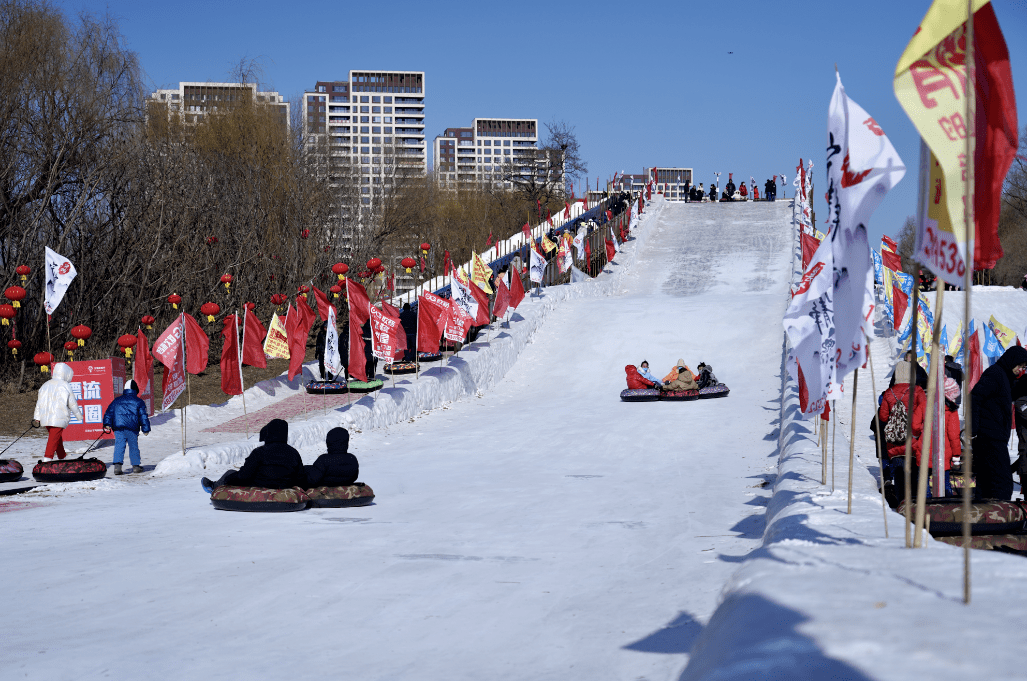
left=132, top=465, right=144, bottom=474
left=201, top=477, right=217, bottom=494
left=113, top=463, right=123, bottom=475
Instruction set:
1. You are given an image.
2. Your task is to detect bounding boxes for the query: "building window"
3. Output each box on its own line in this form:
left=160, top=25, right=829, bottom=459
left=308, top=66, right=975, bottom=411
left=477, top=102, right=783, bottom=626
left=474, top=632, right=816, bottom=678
left=361, top=146, right=370, bottom=153
left=372, top=106, right=380, bottom=113
left=360, top=127, right=369, bottom=134
left=360, top=106, right=369, bottom=113
left=384, top=126, right=392, bottom=133
left=360, top=116, right=369, bottom=123
left=372, top=96, right=380, bottom=103
left=384, top=107, right=392, bottom=113
left=360, top=96, right=369, bottom=103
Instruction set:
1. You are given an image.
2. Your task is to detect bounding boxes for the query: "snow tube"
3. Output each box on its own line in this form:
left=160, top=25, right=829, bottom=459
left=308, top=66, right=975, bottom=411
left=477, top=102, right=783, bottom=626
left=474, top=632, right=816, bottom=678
left=305, top=379, right=384, bottom=395
left=383, top=362, right=418, bottom=375
left=620, top=388, right=661, bottom=402
left=698, top=384, right=730, bottom=399
left=935, top=533, right=1027, bottom=552
left=346, top=379, right=384, bottom=394
left=896, top=498, right=1027, bottom=537
left=418, top=352, right=443, bottom=363
left=306, top=482, right=375, bottom=508
left=32, top=457, right=106, bottom=483
left=209, top=485, right=310, bottom=512
left=661, top=389, right=700, bottom=401
left=0, top=459, right=24, bottom=483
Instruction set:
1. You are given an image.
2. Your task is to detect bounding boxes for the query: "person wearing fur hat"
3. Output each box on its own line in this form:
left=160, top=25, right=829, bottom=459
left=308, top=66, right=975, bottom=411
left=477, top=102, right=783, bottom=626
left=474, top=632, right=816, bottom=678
left=102, top=379, right=152, bottom=475
left=662, top=360, right=698, bottom=391
left=971, top=345, right=1027, bottom=500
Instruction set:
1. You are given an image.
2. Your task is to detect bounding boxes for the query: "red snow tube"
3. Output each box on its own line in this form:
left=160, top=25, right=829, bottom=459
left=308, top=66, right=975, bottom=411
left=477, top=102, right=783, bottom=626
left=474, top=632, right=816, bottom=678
left=0, top=458, right=24, bottom=483
left=305, top=482, right=375, bottom=508
left=417, top=352, right=443, bottom=363
left=897, top=498, right=1027, bottom=537
left=209, top=485, right=310, bottom=512
left=383, top=362, right=418, bottom=375
left=32, top=457, right=106, bottom=483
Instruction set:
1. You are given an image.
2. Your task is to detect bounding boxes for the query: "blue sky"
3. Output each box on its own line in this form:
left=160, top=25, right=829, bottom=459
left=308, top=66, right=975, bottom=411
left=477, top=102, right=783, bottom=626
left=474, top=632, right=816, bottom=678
left=57, top=0, right=1027, bottom=246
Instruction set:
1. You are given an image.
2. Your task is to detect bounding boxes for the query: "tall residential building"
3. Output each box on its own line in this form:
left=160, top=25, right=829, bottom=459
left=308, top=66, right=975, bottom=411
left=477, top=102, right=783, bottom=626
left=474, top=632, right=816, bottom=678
left=302, top=70, right=427, bottom=193
left=614, top=167, right=693, bottom=200
left=432, top=118, right=542, bottom=190
left=147, top=82, right=289, bottom=126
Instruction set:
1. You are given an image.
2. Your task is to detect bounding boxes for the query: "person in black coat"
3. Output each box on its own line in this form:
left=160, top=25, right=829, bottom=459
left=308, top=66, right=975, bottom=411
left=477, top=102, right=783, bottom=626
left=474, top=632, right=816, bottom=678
left=202, top=419, right=305, bottom=491
left=764, top=179, right=775, bottom=201
left=399, top=303, right=417, bottom=361
left=1008, top=371, right=1027, bottom=484
left=725, top=178, right=736, bottom=196
left=314, top=321, right=333, bottom=381
left=305, top=427, right=359, bottom=488
left=361, top=319, right=377, bottom=380
left=970, top=345, right=1027, bottom=500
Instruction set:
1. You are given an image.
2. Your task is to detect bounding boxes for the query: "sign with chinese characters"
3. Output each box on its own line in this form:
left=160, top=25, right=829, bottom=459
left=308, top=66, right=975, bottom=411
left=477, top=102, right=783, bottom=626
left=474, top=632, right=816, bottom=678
left=62, top=358, right=152, bottom=441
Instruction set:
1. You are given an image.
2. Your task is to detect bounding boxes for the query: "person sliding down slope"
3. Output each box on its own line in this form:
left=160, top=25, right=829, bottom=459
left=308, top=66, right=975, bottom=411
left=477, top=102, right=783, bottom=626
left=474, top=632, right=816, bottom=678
left=662, top=360, right=698, bottom=391
left=696, top=363, right=718, bottom=389
left=625, top=365, right=658, bottom=390
left=305, top=427, right=359, bottom=488
left=202, top=419, right=305, bottom=493
left=638, top=361, right=662, bottom=387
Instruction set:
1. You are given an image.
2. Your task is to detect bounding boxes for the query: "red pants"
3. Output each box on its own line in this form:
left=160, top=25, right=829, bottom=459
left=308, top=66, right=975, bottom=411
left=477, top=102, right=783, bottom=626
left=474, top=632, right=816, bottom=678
left=45, top=426, right=67, bottom=460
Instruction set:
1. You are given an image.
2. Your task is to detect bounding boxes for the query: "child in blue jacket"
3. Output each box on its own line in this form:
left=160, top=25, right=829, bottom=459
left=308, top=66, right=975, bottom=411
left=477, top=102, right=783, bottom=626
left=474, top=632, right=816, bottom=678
left=102, top=379, right=151, bottom=475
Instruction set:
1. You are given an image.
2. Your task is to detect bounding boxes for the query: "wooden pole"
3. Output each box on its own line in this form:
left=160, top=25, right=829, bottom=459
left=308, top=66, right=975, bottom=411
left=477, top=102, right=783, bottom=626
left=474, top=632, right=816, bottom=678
left=904, top=289, right=921, bottom=548
left=848, top=369, right=859, bottom=513
left=821, top=412, right=827, bottom=484
left=914, top=287, right=946, bottom=547
left=833, top=401, right=838, bottom=492
left=962, top=0, right=976, bottom=604
left=182, top=314, right=188, bottom=455
left=237, top=310, right=248, bottom=440
left=866, top=341, right=889, bottom=537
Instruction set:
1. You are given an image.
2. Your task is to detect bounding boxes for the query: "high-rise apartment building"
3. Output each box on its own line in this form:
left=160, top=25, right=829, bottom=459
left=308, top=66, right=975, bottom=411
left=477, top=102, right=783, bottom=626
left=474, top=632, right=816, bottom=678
left=614, top=167, right=693, bottom=200
left=432, top=118, right=543, bottom=190
left=147, top=82, right=289, bottom=126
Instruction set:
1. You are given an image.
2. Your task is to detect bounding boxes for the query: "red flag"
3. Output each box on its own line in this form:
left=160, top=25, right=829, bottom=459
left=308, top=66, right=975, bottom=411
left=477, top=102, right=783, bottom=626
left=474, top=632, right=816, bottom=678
left=183, top=313, right=209, bottom=375
left=522, top=223, right=531, bottom=241
left=346, top=278, right=371, bottom=382
left=605, top=239, right=616, bottom=262
left=369, top=306, right=401, bottom=361
left=892, top=283, right=909, bottom=331
left=311, top=286, right=334, bottom=321
left=134, top=328, right=152, bottom=394
left=416, top=292, right=449, bottom=354
left=638, top=196, right=643, bottom=213
left=882, top=235, right=898, bottom=251
left=287, top=299, right=315, bottom=382
left=468, top=280, right=490, bottom=325
left=584, top=238, right=592, bottom=264
left=485, top=231, right=493, bottom=248
left=419, top=255, right=426, bottom=273
left=972, top=4, right=1018, bottom=270
left=547, top=210, right=551, bottom=225
left=881, top=248, right=901, bottom=272
left=605, top=210, right=613, bottom=222
left=820, top=401, right=831, bottom=422
left=509, top=268, right=525, bottom=310
left=297, top=296, right=315, bottom=333
left=443, top=250, right=452, bottom=274
left=380, top=300, right=407, bottom=359
left=154, top=315, right=186, bottom=411
left=564, top=202, right=570, bottom=219
left=220, top=315, right=243, bottom=396
left=800, top=232, right=820, bottom=270
left=968, top=331, right=983, bottom=391
left=493, top=276, right=510, bottom=319
left=241, top=307, right=267, bottom=369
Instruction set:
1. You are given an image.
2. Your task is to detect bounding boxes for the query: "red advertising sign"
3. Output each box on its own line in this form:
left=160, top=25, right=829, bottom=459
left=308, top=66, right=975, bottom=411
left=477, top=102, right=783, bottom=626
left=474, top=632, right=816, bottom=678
left=62, top=358, right=153, bottom=441
left=369, top=306, right=400, bottom=361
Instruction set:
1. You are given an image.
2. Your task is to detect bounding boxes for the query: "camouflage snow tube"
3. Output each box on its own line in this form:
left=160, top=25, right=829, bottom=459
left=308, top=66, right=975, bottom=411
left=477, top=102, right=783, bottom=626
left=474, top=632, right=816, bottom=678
left=210, top=485, right=310, bottom=512
left=305, top=379, right=384, bottom=395
left=620, top=388, right=661, bottom=402
left=661, top=389, right=700, bottom=401
left=0, top=458, right=24, bottom=483
left=935, top=533, right=1027, bottom=552
left=32, top=457, right=107, bottom=483
left=897, top=498, right=1027, bottom=537
left=698, top=384, right=730, bottom=399
left=383, top=362, right=418, bottom=375
left=418, top=352, right=443, bottom=363
left=305, top=482, right=375, bottom=508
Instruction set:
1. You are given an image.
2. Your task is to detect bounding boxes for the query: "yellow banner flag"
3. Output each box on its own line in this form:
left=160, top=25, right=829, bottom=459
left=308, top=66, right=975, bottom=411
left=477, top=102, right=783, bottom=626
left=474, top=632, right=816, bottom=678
left=470, top=253, right=494, bottom=294
left=454, top=266, right=470, bottom=286
left=540, top=234, right=557, bottom=253
left=263, top=313, right=290, bottom=360
left=894, top=0, right=989, bottom=284
left=988, top=315, right=1017, bottom=350
left=948, top=320, right=964, bottom=359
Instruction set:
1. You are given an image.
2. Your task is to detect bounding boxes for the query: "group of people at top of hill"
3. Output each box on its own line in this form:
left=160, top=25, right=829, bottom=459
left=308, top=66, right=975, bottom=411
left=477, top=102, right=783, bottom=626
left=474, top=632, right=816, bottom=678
left=201, top=419, right=359, bottom=492
left=682, top=178, right=778, bottom=203
left=625, top=360, right=718, bottom=391
left=876, top=345, right=1027, bottom=504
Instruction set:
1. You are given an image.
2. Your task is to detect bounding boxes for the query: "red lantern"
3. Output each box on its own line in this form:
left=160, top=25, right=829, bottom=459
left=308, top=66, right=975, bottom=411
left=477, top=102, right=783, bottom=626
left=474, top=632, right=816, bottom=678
left=141, top=314, right=155, bottom=329
left=0, top=304, right=14, bottom=326
left=7, top=339, right=21, bottom=356
left=5, top=285, right=25, bottom=308
left=34, top=351, right=53, bottom=373
left=297, top=285, right=310, bottom=299
left=420, top=242, right=431, bottom=254
left=168, top=293, right=182, bottom=309
left=367, top=258, right=382, bottom=271
left=332, top=263, right=349, bottom=280
left=300, top=229, right=310, bottom=239
left=358, top=270, right=371, bottom=279
left=70, top=324, right=92, bottom=347
left=244, top=302, right=256, bottom=312
left=16, top=265, right=30, bottom=281
left=220, top=273, right=233, bottom=291
left=401, top=257, right=416, bottom=273
left=270, top=293, right=287, bottom=307
left=329, top=284, right=342, bottom=299
left=118, top=333, right=137, bottom=358
left=200, top=302, right=220, bottom=323
left=206, top=236, right=219, bottom=245
left=63, top=340, right=78, bottom=357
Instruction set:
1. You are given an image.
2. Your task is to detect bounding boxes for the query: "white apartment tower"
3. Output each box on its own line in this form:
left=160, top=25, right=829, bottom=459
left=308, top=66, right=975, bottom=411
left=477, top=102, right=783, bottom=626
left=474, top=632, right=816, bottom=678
left=433, top=118, right=539, bottom=189
left=147, top=82, right=289, bottom=125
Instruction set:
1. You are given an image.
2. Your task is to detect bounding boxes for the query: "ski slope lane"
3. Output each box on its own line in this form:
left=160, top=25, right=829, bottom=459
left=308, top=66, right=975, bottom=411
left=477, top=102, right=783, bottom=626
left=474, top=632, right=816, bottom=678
left=1, top=201, right=795, bottom=680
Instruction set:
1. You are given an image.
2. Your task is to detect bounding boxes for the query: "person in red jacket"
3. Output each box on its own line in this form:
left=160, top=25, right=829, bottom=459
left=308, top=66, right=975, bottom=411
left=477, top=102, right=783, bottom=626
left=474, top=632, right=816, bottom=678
left=625, top=365, right=658, bottom=390
left=877, top=360, right=926, bottom=502
left=908, top=377, right=962, bottom=498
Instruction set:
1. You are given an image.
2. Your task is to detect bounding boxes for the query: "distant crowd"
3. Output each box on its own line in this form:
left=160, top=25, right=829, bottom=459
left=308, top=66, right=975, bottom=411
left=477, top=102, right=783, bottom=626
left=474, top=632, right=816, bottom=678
left=679, top=178, right=780, bottom=203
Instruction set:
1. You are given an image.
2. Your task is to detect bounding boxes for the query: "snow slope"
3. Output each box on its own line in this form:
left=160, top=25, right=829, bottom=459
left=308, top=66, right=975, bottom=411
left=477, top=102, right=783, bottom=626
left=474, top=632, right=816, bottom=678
left=1, top=199, right=797, bottom=680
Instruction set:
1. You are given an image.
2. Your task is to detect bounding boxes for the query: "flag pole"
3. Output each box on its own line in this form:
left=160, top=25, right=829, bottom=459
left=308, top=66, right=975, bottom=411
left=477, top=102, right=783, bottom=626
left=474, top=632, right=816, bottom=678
left=832, top=401, right=838, bottom=492
left=866, top=340, right=889, bottom=537
left=181, top=313, right=188, bottom=455
left=237, top=309, right=248, bottom=440
left=904, top=286, right=920, bottom=547
left=962, top=0, right=976, bottom=604
left=415, top=300, right=420, bottom=380
left=847, top=370, right=859, bottom=513
left=914, top=287, right=946, bottom=546
left=821, top=409, right=827, bottom=484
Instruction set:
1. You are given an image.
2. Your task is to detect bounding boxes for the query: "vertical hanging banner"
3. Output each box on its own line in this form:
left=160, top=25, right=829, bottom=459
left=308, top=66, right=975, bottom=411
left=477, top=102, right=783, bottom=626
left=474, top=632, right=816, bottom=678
left=369, top=306, right=399, bottom=361
left=43, top=247, right=77, bottom=315
left=324, top=305, right=343, bottom=377
left=263, top=313, right=290, bottom=359
left=153, top=314, right=187, bottom=411
left=529, top=248, right=546, bottom=284
left=894, top=0, right=1019, bottom=283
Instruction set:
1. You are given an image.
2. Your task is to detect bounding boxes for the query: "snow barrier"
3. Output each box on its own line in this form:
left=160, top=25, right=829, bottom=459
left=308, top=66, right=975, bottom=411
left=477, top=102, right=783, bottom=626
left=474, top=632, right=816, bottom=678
left=153, top=198, right=667, bottom=478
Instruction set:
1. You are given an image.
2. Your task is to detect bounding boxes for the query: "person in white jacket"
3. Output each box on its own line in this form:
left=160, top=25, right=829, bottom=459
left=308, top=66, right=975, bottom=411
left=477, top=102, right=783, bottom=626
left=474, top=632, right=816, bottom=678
left=32, top=362, right=83, bottom=461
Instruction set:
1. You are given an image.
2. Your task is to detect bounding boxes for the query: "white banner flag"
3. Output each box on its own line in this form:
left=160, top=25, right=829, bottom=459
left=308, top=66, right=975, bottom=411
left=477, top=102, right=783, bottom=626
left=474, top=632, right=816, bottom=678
left=529, top=248, right=546, bottom=284
left=325, top=305, right=343, bottom=378
left=44, top=246, right=77, bottom=315
left=784, top=72, right=905, bottom=417
left=572, top=227, right=586, bottom=257
left=451, top=276, right=479, bottom=321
